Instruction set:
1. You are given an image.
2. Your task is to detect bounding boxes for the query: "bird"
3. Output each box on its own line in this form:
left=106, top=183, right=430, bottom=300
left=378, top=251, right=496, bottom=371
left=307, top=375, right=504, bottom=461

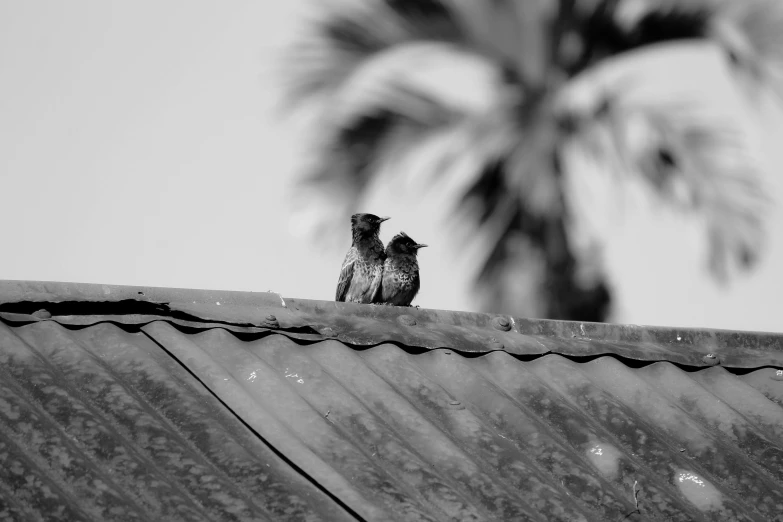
left=335, top=213, right=389, bottom=303
left=379, top=231, right=427, bottom=307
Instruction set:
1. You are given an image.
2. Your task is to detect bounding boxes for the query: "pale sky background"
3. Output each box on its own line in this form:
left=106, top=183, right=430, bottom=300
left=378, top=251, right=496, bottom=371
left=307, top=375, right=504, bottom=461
left=1, top=1, right=782, bottom=332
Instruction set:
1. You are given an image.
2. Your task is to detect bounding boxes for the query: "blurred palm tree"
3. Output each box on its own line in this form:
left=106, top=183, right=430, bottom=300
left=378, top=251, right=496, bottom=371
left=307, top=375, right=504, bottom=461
left=279, top=0, right=781, bottom=321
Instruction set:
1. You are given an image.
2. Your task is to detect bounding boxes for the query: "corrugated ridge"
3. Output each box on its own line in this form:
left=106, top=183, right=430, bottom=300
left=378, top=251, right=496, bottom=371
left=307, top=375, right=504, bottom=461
left=410, top=350, right=703, bottom=521
left=147, top=323, right=439, bottom=522
left=286, top=340, right=557, bottom=522
left=136, top=322, right=783, bottom=521
left=0, top=320, right=353, bottom=522
left=315, top=345, right=576, bottom=522
left=0, top=324, right=167, bottom=521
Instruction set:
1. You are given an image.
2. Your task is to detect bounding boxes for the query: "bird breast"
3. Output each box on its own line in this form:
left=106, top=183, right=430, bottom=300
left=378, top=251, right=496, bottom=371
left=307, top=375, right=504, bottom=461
left=385, top=259, right=418, bottom=284
left=391, top=271, right=416, bottom=285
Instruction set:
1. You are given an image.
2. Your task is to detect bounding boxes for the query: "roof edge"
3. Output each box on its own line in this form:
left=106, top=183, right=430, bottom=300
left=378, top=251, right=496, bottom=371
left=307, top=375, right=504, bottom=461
left=1, top=280, right=781, bottom=369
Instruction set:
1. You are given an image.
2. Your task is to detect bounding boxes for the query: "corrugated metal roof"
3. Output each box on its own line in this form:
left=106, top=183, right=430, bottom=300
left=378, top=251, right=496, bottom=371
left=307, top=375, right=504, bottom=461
left=1, top=281, right=782, bottom=521
left=0, top=319, right=353, bottom=521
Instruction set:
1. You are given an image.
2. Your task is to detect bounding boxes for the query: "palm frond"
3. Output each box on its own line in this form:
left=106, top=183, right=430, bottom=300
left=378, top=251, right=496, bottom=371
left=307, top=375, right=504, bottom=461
left=292, top=46, right=502, bottom=240
left=282, top=0, right=528, bottom=240
left=382, top=0, right=464, bottom=40
left=592, top=97, right=769, bottom=280
left=710, top=0, right=783, bottom=97
left=451, top=0, right=551, bottom=85
left=281, top=0, right=557, bottom=110
left=630, top=6, right=710, bottom=45
left=574, top=1, right=711, bottom=73
left=281, top=0, right=464, bottom=110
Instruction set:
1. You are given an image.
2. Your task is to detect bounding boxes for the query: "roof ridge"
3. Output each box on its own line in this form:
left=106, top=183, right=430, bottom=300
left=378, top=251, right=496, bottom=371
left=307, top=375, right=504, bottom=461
left=1, top=280, right=781, bottom=369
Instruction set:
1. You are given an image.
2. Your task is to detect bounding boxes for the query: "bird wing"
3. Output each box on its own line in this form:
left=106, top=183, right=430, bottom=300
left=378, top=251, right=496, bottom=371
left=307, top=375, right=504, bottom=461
left=335, top=248, right=356, bottom=302
left=410, top=272, right=421, bottom=304
left=368, top=264, right=384, bottom=303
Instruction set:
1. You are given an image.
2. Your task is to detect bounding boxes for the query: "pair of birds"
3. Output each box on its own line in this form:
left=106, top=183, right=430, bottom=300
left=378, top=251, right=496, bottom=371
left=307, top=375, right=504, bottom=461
left=335, top=213, right=427, bottom=306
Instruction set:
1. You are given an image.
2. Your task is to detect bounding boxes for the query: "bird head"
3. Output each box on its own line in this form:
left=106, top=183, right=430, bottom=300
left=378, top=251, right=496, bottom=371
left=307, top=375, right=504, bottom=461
left=351, top=213, right=389, bottom=240
left=386, top=231, right=427, bottom=256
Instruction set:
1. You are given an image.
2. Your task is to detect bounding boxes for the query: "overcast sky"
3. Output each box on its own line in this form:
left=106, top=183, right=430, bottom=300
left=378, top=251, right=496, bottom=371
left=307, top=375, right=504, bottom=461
left=2, top=1, right=782, bottom=332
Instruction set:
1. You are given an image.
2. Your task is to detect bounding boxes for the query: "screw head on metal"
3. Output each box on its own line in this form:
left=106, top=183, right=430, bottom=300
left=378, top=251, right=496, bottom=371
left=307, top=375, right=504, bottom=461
left=702, top=353, right=719, bottom=366
left=492, top=316, right=512, bottom=332
left=398, top=315, right=417, bottom=327
left=265, top=314, right=277, bottom=322
left=771, top=369, right=783, bottom=381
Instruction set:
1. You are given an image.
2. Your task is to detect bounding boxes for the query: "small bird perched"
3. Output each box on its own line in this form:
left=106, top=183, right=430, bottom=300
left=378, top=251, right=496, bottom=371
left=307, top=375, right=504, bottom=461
left=379, top=232, right=427, bottom=306
left=335, top=213, right=390, bottom=303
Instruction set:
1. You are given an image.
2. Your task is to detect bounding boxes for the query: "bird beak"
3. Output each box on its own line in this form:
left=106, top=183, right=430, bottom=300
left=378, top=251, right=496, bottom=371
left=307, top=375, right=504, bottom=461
left=379, top=216, right=390, bottom=222
left=415, top=244, right=428, bottom=249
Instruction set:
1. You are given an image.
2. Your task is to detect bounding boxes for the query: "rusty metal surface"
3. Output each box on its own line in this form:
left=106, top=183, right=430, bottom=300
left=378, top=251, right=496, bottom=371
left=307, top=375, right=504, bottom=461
left=1, top=280, right=782, bottom=369
left=135, top=322, right=783, bottom=522
left=0, top=320, right=353, bottom=522
left=2, top=281, right=783, bottom=521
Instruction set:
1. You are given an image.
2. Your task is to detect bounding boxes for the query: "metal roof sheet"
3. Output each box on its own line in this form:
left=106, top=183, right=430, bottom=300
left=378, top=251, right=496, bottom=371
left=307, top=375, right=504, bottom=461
left=1, top=281, right=782, bottom=521
left=0, top=319, right=353, bottom=521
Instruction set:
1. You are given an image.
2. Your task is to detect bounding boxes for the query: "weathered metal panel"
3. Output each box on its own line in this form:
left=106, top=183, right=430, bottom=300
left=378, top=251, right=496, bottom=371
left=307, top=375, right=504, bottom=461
left=0, top=320, right=353, bottom=522
left=1, top=281, right=783, bottom=521
left=138, top=322, right=783, bottom=522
